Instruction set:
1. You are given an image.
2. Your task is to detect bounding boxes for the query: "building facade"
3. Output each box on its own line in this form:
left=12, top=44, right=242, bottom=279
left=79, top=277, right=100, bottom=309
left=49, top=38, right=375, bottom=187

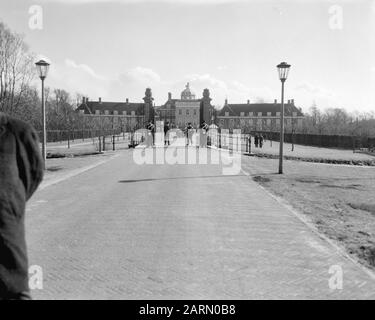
left=155, top=83, right=215, bottom=129
left=217, top=99, right=304, bottom=132
left=75, top=83, right=304, bottom=133
left=76, top=88, right=155, bottom=131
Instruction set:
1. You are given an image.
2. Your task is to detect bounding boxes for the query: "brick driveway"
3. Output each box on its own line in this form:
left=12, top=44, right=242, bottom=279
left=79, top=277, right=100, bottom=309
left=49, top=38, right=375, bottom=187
left=26, top=148, right=375, bottom=299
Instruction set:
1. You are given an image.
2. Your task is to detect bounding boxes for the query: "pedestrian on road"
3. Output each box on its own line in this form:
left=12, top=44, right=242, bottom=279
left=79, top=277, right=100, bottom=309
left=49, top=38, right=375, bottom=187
left=146, top=120, right=155, bottom=147
left=164, top=121, right=170, bottom=146
left=0, top=112, right=44, bottom=300
left=254, top=133, right=259, bottom=148
left=185, top=122, right=194, bottom=146
left=199, top=120, right=209, bottom=148
left=259, top=134, right=264, bottom=148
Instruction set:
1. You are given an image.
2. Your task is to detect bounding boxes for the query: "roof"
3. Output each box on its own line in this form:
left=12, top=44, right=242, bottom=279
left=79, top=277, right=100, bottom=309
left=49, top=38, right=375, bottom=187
left=77, top=101, right=145, bottom=115
left=218, top=102, right=304, bottom=117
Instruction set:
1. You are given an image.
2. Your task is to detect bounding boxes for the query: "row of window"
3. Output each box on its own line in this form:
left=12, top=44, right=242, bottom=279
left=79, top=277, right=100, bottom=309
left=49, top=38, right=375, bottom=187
left=178, top=109, right=198, bottom=116
left=220, top=118, right=301, bottom=126
left=89, top=110, right=137, bottom=116
left=224, top=111, right=298, bottom=117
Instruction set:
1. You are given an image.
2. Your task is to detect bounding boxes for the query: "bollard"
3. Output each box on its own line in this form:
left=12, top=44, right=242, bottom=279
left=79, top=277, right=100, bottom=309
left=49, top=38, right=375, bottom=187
left=113, top=135, right=115, bottom=151
left=103, top=136, right=106, bottom=151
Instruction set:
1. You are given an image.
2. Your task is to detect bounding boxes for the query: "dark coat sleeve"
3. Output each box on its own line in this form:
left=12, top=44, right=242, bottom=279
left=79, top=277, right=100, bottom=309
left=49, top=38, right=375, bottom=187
left=12, top=119, right=44, bottom=201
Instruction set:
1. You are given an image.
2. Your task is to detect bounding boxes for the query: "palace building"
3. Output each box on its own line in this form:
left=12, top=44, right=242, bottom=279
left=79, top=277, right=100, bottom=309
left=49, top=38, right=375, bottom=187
left=76, top=88, right=155, bottom=131
left=216, top=98, right=304, bottom=132
left=155, top=83, right=215, bottom=129
left=75, top=83, right=304, bottom=132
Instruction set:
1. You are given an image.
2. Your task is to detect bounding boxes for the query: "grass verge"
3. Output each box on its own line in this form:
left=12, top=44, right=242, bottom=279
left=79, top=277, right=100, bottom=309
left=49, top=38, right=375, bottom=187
left=243, top=157, right=375, bottom=270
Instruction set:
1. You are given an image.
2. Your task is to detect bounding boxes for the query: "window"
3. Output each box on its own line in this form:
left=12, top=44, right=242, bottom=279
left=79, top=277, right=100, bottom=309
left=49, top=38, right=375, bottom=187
left=104, top=110, right=109, bottom=115
left=276, top=112, right=280, bottom=116
left=179, top=109, right=182, bottom=115
left=186, top=109, right=189, bottom=115
left=225, top=112, right=229, bottom=116
left=258, top=112, right=262, bottom=117
left=95, top=110, right=100, bottom=115
left=79, top=110, right=84, bottom=114
left=240, top=112, right=244, bottom=116
left=194, top=109, right=197, bottom=115
left=248, top=112, right=253, bottom=116
left=292, top=112, right=297, bottom=117
left=267, top=112, right=271, bottom=116
left=123, top=111, right=127, bottom=115
left=113, top=110, right=118, bottom=115
left=131, top=111, right=135, bottom=116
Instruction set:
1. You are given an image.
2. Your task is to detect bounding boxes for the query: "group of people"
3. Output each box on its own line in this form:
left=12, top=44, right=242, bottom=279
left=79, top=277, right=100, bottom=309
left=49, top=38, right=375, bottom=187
left=145, top=120, right=210, bottom=148
left=184, top=121, right=209, bottom=147
left=254, top=133, right=264, bottom=148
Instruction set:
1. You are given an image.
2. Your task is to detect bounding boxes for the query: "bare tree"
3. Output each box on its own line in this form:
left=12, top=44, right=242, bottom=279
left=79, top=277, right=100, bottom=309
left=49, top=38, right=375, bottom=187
left=0, top=22, right=35, bottom=116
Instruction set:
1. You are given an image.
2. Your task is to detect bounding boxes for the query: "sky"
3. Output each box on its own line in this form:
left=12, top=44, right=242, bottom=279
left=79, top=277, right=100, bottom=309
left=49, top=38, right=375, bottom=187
left=0, top=0, right=374, bottom=113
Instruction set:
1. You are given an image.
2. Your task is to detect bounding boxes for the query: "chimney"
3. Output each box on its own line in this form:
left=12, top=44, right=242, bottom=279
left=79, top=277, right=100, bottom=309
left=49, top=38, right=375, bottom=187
left=126, top=98, right=129, bottom=104
left=86, top=97, right=89, bottom=103
left=274, top=99, right=277, bottom=104
left=291, top=99, right=294, bottom=105
left=247, top=99, right=250, bottom=104
left=99, top=97, right=102, bottom=104
left=225, top=98, right=228, bottom=105
left=168, top=92, right=172, bottom=100
left=287, top=99, right=290, bottom=104
left=82, top=97, right=85, bottom=104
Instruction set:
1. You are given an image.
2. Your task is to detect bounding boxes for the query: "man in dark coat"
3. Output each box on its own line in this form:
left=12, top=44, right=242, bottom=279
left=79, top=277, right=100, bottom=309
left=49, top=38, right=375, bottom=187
left=164, top=121, right=170, bottom=146
left=0, top=112, right=44, bottom=299
left=254, top=133, right=259, bottom=148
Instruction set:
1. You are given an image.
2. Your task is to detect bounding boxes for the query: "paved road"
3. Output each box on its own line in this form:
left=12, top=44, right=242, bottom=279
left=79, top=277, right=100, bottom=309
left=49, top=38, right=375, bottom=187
left=26, top=148, right=375, bottom=299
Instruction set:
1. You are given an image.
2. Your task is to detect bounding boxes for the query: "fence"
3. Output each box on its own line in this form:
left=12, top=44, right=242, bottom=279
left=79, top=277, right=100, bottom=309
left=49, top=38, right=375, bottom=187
left=37, top=129, right=123, bottom=143
left=38, top=127, right=375, bottom=153
left=218, top=129, right=375, bottom=151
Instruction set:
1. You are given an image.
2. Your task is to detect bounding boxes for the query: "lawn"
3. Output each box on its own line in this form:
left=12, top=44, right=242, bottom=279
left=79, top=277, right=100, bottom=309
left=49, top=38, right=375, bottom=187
left=241, top=156, right=375, bottom=270
left=250, top=139, right=375, bottom=162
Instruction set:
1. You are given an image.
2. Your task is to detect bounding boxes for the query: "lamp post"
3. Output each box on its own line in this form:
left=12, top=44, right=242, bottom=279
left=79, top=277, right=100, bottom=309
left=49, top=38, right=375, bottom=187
left=35, top=59, right=50, bottom=169
left=276, top=62, right=291, bottom=174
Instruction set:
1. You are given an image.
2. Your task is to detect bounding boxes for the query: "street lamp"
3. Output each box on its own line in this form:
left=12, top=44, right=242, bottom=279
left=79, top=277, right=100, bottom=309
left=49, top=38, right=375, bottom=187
left=276, top=61, right=291, bottom=174
left=35, top=59, right=50, bottom=169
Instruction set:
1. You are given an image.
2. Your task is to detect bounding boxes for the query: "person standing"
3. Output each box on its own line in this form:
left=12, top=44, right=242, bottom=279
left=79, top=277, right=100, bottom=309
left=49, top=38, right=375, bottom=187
left=199, top=120, right=209, bottom=148
left=259, top=134, right=264, bottom=148
left=164, top=121, right=170, bottom=146
left=254, top=133, right=259, bottom=148
left=146, top=120, right=155, bottom=147
left=0, top=112, right=44, bottom=300
left=186, top=122, right=194, bottom=146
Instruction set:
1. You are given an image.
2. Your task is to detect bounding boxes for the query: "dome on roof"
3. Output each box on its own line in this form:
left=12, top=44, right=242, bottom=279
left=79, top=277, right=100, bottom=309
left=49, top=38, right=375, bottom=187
left=181, top=82, right=196, bottom=100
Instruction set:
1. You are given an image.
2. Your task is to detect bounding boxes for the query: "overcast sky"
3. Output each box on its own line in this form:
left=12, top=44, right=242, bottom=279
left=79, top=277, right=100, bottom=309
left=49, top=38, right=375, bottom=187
left=0, top=0, right=374, bottom=112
